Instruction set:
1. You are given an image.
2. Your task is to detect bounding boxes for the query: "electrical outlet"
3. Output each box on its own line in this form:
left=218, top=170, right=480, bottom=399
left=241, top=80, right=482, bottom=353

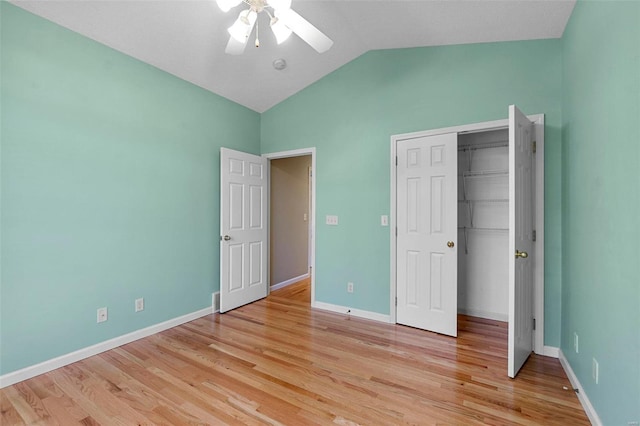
left=347, top=282, right=354, bottom=293
left=97, top=307, right=108, bottom=323
left=592, top=358, right=599, bottom=384
left=574, top=332, right=579, bottom=353
left=135, top=298, right=144, bottom=312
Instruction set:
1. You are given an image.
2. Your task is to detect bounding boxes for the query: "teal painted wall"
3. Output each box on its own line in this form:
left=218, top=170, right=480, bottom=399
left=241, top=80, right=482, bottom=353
left=5, top=6, right=638, bottom=423
left=561, top=1, right=640, bottom=424
left=261, top=40, right=563, bottom=346
left=0, top=3, right=260, bottom=374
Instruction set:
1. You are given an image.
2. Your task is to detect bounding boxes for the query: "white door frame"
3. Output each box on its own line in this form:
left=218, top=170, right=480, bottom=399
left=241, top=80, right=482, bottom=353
left=308, top=166, right=313, bottom=270
left=262, top=148, right=317, bottom=305
left=390, top=115, right=545, bottom=355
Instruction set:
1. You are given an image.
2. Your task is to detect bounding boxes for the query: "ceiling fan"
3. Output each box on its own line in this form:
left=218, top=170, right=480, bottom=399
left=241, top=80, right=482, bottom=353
left=216, top=0, right=333, bottom=55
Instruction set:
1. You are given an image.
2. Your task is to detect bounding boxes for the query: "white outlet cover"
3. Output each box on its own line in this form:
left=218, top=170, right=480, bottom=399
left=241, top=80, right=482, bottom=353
left=135, top=298, right=144, bottom=312
left=381, top=215, right=389, bottom=226
left=326, top=215, right=338, bottom=225
left=97, top=307, right=108, bottom=323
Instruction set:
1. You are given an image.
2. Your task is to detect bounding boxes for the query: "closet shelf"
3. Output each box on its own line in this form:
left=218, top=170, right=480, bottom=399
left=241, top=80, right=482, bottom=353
left=458, top=226, right=508, bottom=231
left=458, top=226, right=508, bottom=254
left=458, top=146, right=509, bottom=254
left=458, top=141, right=508, bottom=152
left=458, top=199, right=508, bottom=203
left=462, top=169, right=508, bottom=178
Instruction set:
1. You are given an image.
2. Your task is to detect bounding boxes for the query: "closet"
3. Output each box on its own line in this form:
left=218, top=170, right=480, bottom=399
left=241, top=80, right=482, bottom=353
left=392, top=104, right=543, bottom=378
left=457, top=128, right=510, bottom=321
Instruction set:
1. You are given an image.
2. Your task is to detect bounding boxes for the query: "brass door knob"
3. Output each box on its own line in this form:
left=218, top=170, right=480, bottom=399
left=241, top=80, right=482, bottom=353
left=223, top=235, right=231, bottom=241
left=447, top=241, right=455, bottom=248
left=515, top=250, right=528, bottom=259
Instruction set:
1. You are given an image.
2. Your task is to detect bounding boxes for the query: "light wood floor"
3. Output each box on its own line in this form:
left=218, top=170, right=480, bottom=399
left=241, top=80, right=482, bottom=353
left=1, top=279, right=589, bottom=425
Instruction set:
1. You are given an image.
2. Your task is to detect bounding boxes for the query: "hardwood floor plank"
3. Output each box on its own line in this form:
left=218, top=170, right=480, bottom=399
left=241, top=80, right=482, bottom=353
left=40, top=396, right=88, bottom=425
left=3, top=385, right=44, bottom=424
left=1, top=279, right=589, bottom=425
left=1, top=387, right=26, bottom=425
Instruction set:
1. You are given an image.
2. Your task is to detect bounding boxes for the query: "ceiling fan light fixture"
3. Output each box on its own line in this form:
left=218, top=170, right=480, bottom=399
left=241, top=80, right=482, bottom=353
left=270, top=16, right=292, bottom=44
left=228, top=10, right=257, bottom=43
left=216, top=0, right=242, bottom=13
left=222, top=0, right=332, bottom=55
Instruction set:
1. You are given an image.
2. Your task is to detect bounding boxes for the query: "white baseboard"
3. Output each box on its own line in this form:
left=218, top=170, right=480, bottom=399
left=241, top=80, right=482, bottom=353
left=558, top=349, right=602, bottom=426
left=458, top=308, right=508, bottom=322
left=542, top=345, right=560, bottom=358
left=312, top=301, right=393, bottom=324
left=270, top=273, right=309, bottom=291
left=0, top=306, right=213, bottom=389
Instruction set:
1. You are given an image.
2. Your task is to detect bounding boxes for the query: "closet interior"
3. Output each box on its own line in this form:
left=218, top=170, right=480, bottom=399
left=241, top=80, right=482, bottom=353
left=457, top=128, right=510, bottom=322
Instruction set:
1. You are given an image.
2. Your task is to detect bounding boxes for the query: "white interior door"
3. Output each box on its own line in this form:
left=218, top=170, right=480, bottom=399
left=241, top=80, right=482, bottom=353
left=396, top=133, right=458, bottom=337
left=220, top=148, right=268, bottom=313
left=508, top=105, right=535, bottom=377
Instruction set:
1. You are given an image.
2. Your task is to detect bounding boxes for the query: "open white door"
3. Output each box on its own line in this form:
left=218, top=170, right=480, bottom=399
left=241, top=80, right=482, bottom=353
left=508, top=105, right=535, bottom=377
left=220, top=148, right=268, bottom=313
left=396, top=133, right=458, bottom=337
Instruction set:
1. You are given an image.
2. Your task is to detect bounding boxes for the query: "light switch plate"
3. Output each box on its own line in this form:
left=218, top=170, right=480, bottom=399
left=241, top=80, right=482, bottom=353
left=326, top=215, right=338, bottom=225
left=381, top=215, right=389, bottom=226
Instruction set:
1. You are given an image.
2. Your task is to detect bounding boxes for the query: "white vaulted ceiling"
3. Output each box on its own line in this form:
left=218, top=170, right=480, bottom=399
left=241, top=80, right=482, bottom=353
left=10, top=0, right=576, bottom=112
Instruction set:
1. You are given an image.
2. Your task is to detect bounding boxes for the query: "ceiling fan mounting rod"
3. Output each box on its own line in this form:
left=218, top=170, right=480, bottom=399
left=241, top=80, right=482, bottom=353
left=240, top=0, right=268, bottom=13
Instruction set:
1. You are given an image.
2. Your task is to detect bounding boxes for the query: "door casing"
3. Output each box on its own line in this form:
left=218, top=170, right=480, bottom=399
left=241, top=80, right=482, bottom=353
left=390, top=115, right=545, bottom=355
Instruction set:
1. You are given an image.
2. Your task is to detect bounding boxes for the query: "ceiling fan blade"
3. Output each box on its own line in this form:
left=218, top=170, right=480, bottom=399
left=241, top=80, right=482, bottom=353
left=276, top=8, right=333, bottom=53
left=225, top=36, right=248, bottom=55
left=225, top=10, right=257, bottom=55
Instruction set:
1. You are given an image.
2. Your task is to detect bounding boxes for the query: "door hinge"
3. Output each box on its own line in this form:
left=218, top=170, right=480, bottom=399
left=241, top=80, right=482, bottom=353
left=395, top=297, right=398, bottom=306
left=532, top=141, right=537, bottom=154
left=533, top=230, right=537, bottom=242
left=396, top=156, right=398, bottom=166
left=533, top=318, right=536, bottom=330
left=395, top=227, right=398, bottom=236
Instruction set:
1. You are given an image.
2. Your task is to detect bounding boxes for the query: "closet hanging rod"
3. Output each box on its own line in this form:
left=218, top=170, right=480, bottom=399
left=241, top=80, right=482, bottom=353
left=458, top=141, right=508, bottom=152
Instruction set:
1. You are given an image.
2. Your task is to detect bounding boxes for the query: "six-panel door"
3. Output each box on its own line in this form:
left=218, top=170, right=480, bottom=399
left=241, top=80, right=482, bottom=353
left=508, top=105, right=535, bottom=378
left=396, top=133, right=458, bottom=337
left=220, top=148, right=268, bottom=313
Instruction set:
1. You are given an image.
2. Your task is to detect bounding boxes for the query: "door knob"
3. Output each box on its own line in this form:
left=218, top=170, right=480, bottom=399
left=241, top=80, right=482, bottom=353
left=222, top=235, right=231, bottom=241
left=447, top=241, right=455, bottom=248
left=515, top=250, right=528, bottom=259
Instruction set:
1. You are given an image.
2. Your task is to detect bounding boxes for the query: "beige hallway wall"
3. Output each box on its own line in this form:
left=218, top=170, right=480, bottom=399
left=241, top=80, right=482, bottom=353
left=270, top=155, right=311, bottom=286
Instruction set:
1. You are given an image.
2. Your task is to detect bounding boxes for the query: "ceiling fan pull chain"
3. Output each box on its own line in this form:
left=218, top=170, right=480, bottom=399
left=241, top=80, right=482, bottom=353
left=255, top=19, right=260, bottom=47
